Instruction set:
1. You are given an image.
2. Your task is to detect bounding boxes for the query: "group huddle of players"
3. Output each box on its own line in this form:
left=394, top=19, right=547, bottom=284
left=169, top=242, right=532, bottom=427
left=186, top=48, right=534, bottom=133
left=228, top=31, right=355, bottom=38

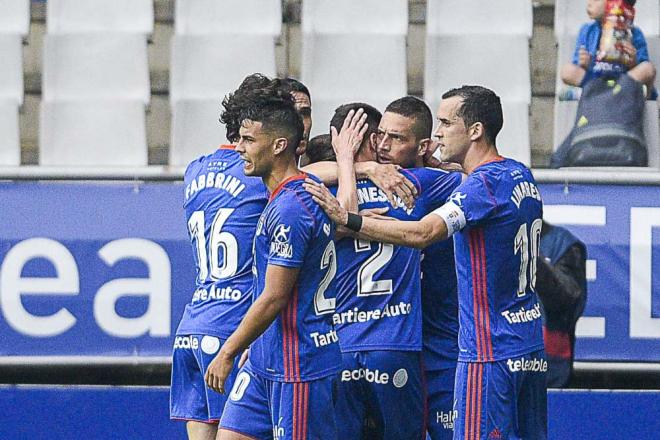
left=169, top=73, right=548, bottom=440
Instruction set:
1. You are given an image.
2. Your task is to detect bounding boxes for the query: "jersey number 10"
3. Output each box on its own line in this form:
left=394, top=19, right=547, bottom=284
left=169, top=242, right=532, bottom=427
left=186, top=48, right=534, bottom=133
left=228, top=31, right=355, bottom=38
left=514, top=218, right=543, bottom=297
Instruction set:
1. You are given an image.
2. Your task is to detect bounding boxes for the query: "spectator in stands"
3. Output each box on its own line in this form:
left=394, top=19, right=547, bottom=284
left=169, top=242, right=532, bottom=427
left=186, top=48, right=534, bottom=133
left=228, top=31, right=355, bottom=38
left=536, top=221, right=588, bottom=388
left=560, top=0, right=656, bottom=98
left=280, top=78, right=313, bottom=158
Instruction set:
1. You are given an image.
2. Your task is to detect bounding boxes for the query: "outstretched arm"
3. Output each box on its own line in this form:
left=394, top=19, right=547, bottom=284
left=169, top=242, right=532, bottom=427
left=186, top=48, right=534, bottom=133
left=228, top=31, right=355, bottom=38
left=304, top=178, right=450, bottom=249
left=205, top=265, right=299, bottom=393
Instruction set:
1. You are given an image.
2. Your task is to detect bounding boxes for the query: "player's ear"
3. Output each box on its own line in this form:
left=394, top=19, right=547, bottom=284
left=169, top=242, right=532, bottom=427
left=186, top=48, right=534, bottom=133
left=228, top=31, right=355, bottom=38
left=273, top=137, right=288, bottom=156
left=418, top=138, right=432, bottom=157
left=469, top=122, right=484, bottom=142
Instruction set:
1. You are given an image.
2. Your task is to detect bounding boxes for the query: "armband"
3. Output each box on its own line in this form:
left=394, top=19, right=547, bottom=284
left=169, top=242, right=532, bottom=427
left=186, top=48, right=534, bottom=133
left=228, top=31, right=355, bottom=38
left=431, top=201, right=466, bottom=237
left=345, top=213, right=363, bottom=232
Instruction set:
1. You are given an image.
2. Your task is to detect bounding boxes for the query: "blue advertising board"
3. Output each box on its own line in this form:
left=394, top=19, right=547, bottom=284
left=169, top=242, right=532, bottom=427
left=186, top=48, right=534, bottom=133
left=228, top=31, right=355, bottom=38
left=0, top=181, right=659, bottom=362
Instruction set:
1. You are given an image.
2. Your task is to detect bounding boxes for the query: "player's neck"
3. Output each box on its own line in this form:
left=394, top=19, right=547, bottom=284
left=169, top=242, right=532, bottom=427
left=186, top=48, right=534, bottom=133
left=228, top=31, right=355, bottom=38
left=462, top=143, right=501, bottom=174
left=264, top=159, right=302, bottom=193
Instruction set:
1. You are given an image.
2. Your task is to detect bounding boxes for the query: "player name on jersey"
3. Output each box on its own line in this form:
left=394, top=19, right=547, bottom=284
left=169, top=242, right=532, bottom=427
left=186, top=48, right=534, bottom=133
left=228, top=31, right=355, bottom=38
left=185, top=171, right=247, bottom=201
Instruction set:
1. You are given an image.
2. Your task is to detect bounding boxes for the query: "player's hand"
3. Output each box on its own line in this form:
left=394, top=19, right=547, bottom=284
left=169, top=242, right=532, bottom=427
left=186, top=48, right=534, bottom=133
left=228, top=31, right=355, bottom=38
left=331, top=108, right=369, bottom=160
left=204, top=349, right=235, bottom=394
left=360, top=207, right=394, bottom=221
left=365, top=163, right=417, bottom=209
left=304, top=178, right=348, bottom=226
left=578, top=46, right=591, bottom=69
left=238, top=349, right=249, bottom=369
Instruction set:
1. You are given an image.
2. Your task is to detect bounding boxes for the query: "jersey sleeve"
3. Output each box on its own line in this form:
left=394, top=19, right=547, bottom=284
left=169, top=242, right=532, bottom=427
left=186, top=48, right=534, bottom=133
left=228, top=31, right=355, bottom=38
left=415, top=169, right=464, bottom=212
left=572, top=23, right=591, bottom=65
left=266, top=192, right=314, bottom=268
left=632, top=26, right=650, bottom=64
left=430, top=172, right=498, bottom=236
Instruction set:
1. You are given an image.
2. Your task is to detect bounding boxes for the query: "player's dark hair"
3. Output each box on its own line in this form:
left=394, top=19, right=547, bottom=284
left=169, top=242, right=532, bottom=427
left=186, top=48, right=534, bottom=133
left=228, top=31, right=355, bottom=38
left=280, top=78, right=311, bottom=102
left=330, top=103, right=382, bottom=140
left=237, top=87, right=304, bottom=153
left=220, top=73, right=279, bottom=142
left=384, top=96, right=433, bottom=142
left=441, top=85, right=503, bottom=146
left=305, top=134, right=335, bottom=164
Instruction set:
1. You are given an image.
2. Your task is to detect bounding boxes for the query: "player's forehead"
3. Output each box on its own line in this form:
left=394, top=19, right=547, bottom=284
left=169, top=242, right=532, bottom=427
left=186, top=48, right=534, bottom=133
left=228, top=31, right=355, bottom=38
left=379, top=111, right=415, bottom=135
left=239, top=119, right=264, bottom=136
left=436, top=96, right=463, bottom=122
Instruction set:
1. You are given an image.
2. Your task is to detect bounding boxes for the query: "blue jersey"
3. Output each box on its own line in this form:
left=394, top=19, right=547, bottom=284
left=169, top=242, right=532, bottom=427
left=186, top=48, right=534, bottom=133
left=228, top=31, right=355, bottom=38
left=332, top=168, right=463, bottom=352
left=249, top=173, right=341, bottom=382
left=421, top=238, right=459, bottom=370
left=433, top=158, right=544, bottom=362
left=177, top=146, right=268, bottom=338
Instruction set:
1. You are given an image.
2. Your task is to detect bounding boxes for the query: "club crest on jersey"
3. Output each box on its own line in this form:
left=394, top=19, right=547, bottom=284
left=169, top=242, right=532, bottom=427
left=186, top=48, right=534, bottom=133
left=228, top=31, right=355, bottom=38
left=271, top=224, right=293, bottom=258
left=448, top=192, right=467, bottom=206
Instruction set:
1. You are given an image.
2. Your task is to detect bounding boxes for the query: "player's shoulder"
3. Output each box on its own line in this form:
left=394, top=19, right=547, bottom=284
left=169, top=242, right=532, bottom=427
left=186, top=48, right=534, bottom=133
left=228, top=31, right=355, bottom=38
left=269, top=173, right=318, bottom=215
left=184, top=145, right=240, bottom=179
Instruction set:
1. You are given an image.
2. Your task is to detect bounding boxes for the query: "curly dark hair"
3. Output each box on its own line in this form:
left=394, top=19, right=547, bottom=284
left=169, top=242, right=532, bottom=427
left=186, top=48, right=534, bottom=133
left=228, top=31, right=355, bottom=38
left=220, top=74, right=278, bottom=142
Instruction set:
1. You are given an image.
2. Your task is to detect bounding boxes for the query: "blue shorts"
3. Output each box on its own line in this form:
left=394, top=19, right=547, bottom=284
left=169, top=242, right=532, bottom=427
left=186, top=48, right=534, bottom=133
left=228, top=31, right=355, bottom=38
left=425, top=363, right=457, bottom=440
left=170, top=334, right=240, bottom=423
left=336, top=350, right=425, bottom=440
left=454, top=350, right=547, bottom=440
left=219, top=360, right=338, bottom=440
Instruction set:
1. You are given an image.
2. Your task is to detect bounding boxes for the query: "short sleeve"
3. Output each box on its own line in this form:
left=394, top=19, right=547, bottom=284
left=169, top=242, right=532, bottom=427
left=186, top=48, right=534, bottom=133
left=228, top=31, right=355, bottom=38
left=572, top=24, right=591, bottom=65
left=447, top=172, right=498, bottom=227
left=266, top=192, right=314, bottom=268
left=423, top=171, right=464, bottom=211
left=632, top=26, right=649, bottom=64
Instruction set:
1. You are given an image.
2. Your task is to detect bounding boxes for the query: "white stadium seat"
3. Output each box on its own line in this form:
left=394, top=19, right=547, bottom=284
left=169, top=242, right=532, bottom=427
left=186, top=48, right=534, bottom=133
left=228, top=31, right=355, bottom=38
left=0, top=101, right=20, bottom=165
left=425, top=35, right=531, bottom=104
left=498, top=100, right=531, bottom=166
left=308, top=97, right=395, bottom=138
left=47, top=0, right=153, bottom=34
left=302, top=34, right=407, bottom=135
left=170, top=34, right=276, bottom=103
left=40, top=100, right=147, bottom=166
left=301, top=34, right=407, bottom=100
left=0, top=0, right=30, bottom=36
left=555, top=0, right=659, bottom=38
left=43, top=34, right=150, bottom=104
left=427, top=0, right=533, bottom=37
left=0, top=33, right=23, bottom=105
left=170, top=99, right=229, bottom=167
left=301, top=0, right=407, bottom=35
left=553, top=101, right=660, bottom=168
left=175, top=0, right=282, bottom=36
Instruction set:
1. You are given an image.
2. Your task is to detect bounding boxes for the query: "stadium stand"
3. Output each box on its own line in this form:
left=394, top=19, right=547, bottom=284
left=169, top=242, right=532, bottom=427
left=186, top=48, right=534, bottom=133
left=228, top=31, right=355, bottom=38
left=0, top=101, right=20, bottom=166
left=169, top=0, right=281, bottom=166
left=170, top=99, right=226, bottom=167
left=174, top=0, right=282, bottom=36
left=39, top=3, right=152, bottom=166
left=553, top=0, right=660, bottom=167
left=46, top=0, right=154, bottom=35
left=0, top=0, right=30, bottom=36
left=425, top=0, right=533, bottom=165
left=301, top=0, right=408, bottom=137
left=39, top=100, right=148, bottom=166
left=0, top=0, right=27, bottom=166
left=42, top=34, right=150, bottom=103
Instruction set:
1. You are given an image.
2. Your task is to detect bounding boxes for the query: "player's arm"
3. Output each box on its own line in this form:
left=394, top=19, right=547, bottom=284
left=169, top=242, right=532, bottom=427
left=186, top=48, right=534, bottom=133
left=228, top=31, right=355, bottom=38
left=302, top=161, right=417, bottom=209
left=205, top=264, right=299, bottom=394
left=332, top=108, right=367, bottom=213
left=305, top=178, right=464, bottom=249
